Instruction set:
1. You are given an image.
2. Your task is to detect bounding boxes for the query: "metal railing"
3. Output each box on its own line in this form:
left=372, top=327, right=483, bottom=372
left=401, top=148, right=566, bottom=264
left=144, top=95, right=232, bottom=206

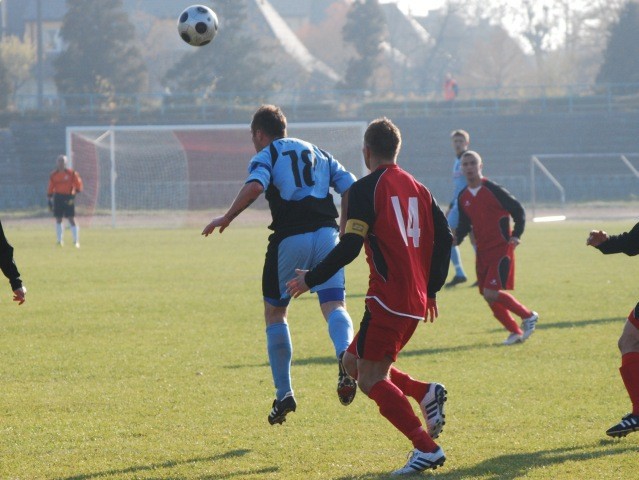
left=10, top=82, right=639, bottom=119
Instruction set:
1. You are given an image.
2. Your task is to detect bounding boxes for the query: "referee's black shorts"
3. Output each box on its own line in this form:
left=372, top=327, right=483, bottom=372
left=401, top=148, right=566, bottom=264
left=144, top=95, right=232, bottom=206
left=53, top=194, right=76, bottom=218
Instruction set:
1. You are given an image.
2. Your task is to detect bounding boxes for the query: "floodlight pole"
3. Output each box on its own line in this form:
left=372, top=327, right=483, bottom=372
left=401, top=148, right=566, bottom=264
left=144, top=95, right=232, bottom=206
left=110, top=129, right=116, bottom=228
left=36, top=0, right=44, bottom=110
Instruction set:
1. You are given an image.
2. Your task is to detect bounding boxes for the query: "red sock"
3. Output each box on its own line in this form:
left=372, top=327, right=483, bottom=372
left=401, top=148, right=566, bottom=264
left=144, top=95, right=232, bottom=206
left=620, top=352, right=639, bottom=415
left=496, top=291, right=532, bottom=319
left=490, top=302, right=523, bottom=334
left=390, top=367, right=428, bottom=402
left=368, top=379, right=438, bottom=452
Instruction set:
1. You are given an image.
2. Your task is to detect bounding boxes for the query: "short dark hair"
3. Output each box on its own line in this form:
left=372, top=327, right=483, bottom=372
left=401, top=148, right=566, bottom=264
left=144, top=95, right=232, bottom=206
left=450, top=129, right=470, bottom=142
left=461, top=150, right=482, bottom=164
left=251, top=105, right=287, bottom=138
left=364, top=117, right=402, bottom=160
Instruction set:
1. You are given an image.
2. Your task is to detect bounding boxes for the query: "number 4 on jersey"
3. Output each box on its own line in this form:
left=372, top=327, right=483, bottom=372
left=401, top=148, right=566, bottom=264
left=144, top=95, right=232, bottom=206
left=391, top=196, right=420, bottom=247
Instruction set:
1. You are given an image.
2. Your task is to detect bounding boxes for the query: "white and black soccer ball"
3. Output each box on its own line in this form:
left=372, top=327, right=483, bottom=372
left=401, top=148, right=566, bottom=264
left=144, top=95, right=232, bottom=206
left=177, top=5, right=218, bottom=47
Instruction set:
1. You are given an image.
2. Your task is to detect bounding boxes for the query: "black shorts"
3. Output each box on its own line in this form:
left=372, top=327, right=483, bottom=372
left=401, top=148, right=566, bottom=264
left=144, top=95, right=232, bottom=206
left=53, top=194, right=76, bottom=218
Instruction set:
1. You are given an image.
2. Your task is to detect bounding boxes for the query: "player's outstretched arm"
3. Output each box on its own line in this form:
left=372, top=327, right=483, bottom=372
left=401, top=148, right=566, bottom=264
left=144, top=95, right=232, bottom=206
left=202, top=181, right=264, bottom=236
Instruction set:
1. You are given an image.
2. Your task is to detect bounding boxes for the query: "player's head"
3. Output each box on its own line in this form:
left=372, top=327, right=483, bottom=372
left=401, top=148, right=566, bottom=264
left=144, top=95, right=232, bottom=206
left=450, top=129, right=470, bottom=157
left=56, top=155, right=67, bottom=170
left=461, top=150, right=483, bottom=183
left=251, top=105, right=287, bottom=151
left=363, top=117, right=402, bottom=169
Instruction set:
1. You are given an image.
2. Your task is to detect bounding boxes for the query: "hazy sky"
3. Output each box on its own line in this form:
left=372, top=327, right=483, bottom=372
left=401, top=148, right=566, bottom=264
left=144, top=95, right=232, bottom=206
left=380, top=0, right=446, bottom=16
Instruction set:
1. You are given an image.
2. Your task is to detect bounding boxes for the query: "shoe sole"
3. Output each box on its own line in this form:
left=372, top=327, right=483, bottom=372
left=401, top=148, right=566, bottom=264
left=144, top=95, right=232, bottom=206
left=392, top=454, right=446, bottom=475
left=422, top=385, right=447, bottom=439
left=337, top=377, right=357, bottom=406
left=606, top=426, right=639, bottom=437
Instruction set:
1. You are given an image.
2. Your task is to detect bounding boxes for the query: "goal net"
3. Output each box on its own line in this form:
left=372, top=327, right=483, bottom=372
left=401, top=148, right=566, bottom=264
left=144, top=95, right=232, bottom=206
left=66, top=123, right=367, bottom=227
left=530, top=153, right=639, bottom=220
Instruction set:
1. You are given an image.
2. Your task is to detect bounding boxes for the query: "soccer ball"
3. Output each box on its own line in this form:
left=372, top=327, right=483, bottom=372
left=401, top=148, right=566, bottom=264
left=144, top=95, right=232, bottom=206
left=177, top=5, right=218, bottom=47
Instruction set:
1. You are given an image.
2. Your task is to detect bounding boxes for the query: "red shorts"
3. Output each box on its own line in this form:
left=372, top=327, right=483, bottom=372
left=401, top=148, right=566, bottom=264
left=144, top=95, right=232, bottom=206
left=629, top=302, right=639, bottom=329
left=476, top=244, right=515, bottom=294
left=346, top=299, right=419, bottom=362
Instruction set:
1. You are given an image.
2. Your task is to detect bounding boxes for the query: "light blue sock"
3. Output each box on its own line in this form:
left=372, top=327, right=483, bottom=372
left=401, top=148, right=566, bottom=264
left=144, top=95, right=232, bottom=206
left=56, top=223, right=63, bottom=243
left=451, top=245, right=466, bottom=277
left=327, top=307, right=354, bottom=358
left=266, top=322, right=293, bottom=401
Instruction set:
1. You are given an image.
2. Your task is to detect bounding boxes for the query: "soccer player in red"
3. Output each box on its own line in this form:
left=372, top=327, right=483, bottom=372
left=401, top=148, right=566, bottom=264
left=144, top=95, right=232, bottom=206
left=587, top=223, right=639, bottom=437
left=47, top=155, right=83, bottom=248
left=455, top=151, right=538, bottom=345
left=0, top=220, right=26, bottom=305
left=287, top=118, right=452, bottom=475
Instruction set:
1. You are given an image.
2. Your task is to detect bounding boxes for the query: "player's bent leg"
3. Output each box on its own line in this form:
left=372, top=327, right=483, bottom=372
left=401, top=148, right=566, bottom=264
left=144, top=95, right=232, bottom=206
left=609, top=316, right=639, bottom=436
left=359, top=359, right=442, bottom=474
left=319, top=292, right=357, bottom=406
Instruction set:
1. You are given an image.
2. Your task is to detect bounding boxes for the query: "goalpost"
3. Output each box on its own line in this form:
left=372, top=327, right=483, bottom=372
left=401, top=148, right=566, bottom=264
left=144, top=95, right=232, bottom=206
left=66, top=122, right=367, bottom=228
left=530, top=153, right=639, bottom=221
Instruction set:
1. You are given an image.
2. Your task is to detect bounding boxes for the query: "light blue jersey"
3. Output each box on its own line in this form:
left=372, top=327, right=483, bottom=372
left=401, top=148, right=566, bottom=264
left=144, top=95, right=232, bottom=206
left=448, top=155, right=467, bottom=229
left=246, top=137, right=356, bottom=234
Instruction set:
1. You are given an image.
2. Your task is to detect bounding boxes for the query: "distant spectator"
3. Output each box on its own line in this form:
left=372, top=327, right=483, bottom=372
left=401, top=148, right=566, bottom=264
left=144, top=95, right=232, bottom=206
left=443, top=73, right=458, bottom=102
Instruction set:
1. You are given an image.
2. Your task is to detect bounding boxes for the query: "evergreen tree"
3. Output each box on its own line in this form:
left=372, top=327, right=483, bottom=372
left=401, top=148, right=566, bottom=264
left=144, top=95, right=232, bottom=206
left=596, top=2, right=639, bottom=94
left=340, top=0, right=386, bottom=91
left=164, top=0, right=272, bottom=96
left=0, top=55, right=12, bottom=112
left=54, top=0, right=148, bottom=99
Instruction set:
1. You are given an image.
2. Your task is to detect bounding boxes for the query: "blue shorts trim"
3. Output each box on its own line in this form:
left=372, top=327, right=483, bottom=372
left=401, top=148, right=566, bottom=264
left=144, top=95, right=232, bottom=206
left=317, top=288, right=345, bottom=304
left=264, top=296, right=290, bottom=307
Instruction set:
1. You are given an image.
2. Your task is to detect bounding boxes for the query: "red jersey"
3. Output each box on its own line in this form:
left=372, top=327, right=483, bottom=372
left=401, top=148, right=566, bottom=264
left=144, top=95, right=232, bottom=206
left=456, top=178, right=525, bottom=252
left=48, top=168, right=83, bottom=196
left=346, top=164, right=451, bottom=319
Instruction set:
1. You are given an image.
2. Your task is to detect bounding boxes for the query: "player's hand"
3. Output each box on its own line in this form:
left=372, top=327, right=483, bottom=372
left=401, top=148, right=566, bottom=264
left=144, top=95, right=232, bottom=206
left=424, top=297, right=438, bottom=322
left=47, top=197, right=53, bottom=212
left=202, top=215, right=231, bottom=236
left=587, top=230, right=608, bottom=247
left=13, top=286, right=26, bottom=305
left=286, top=269, right=310, bottom=298
left=508, top=236, right=520, bottom=247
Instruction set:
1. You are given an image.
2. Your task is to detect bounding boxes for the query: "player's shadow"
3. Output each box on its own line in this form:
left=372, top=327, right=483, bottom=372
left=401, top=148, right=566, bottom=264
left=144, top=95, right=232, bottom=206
left=537, top=316, right=621, bottom=330
left=487, top=316, right=622, bottom=334
left=333, top=440, right=637, bottom=480
left=57, top=449, right=278, bottom=480
left=224, top=343, right=494, bottom=370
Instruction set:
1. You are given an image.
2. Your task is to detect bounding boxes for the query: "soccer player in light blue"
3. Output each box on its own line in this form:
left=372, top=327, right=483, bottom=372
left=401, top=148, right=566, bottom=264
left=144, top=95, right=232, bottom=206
left=202, top=105, right=357, bottom=425
left=445, top=129, right=471, bottom=287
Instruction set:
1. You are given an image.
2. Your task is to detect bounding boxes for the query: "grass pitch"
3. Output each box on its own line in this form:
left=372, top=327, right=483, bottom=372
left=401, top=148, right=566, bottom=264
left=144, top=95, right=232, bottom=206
left=1, top=219, right=638, bottom=479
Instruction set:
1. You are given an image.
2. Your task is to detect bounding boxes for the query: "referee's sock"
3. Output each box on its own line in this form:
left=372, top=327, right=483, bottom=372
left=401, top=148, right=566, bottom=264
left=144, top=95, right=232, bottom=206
left=71, top=225, right=79, bottom=244
left=56, top=223, right=63, bottom=243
